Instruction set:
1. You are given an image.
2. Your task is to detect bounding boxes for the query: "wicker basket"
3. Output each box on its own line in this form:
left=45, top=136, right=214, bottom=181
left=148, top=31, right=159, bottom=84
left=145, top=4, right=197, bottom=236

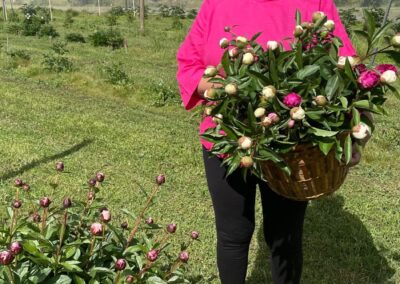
left=260, top=143, right=349, bottom=201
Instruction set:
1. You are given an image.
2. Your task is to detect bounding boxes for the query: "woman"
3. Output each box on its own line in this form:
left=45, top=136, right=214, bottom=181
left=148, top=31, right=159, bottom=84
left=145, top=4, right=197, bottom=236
left=176, top=1, right=358, bottom=283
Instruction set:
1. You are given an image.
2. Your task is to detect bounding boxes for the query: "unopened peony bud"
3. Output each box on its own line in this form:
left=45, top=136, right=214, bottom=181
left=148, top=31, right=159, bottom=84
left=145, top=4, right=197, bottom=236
left=315, top=95, right=328, bottom=106
left=224, top=26, right=231, bottom=32
left=115, top=258, right=127, bottom=271
left=391, top=34, right=400, bottom=48
left=145, top=217, right=154, bottom=225
left=22, top=183, right=30, bottom=192
left=238, top=136, right=252, bottom=150
left=240, top=156, right=254, bottom=168
left=266, top=41, right=279, bottom=51
left=236, top=36, right=247, bottom=48
left=262, top=85, right=276, bottom=100
left=380, top=70, right=397, bottom=84
left=290, top=107, right=306, bottom=121
left=100, top=210, right=111, bottom=223
left=191, top=231, right=199, bottom=240
left=337, top=56, right=359, bottom=69
left=96, top=172, right=105, bottom=182
left=167, top=223, right=177, bottom=233
left=204, top=106, right=213, bottom=116
left=15, top=178, right=23, bottom=187
left=12, top=200, right=22, bottom=209
left=242, top=52, right=254, bottom=65
left=32, top=213, right=41, bottom=223
left=39, top=197, right=51, bottom=208
left=179, top=251, right=189, bottom=263
left=88, top=178, right=97, bottom=187
left=10, top=242, right=22, bottom=255
left=126, top=275, right=135, bottom=283
left=0, top=251, right=14, bottom=265
left=352, top=123, right=371, bottom=140
left=204, top=88, right=217, bottom=100
left=147, top=249, right=158, bottom=262
left=121, top=221, right=128, bottom=229
left=229, top=47, right=239, bottom=58
left=288, top=119, right=296, bottom=128
left=219, top=37, right=229, bottom=48
left=324, top=20, right=335, bottom=31
left=254, top=108, right=266, bottom=118
left=90, top=222, right=103, bottom=236
left=63, top=198, right=72, bottom=208
left=312, top=11, right=325, bottom=23
left=260, top=116, right=272, bottom=127
left=294, top=25, right=304, bottom=37
left=212, top=114, right=223, bottom=124
left=55, top=161, right=64, bottom=172
left=225, top=83, right=238, bottom=96
left=87, top=191, right=95, bottom=201
left=156, top=174, right=166, bottom=185
left=301, top=22, right=314, bottom=30
left=267, top=112, right=280, bottom=123
left=204, top=66, right=218, bottom=77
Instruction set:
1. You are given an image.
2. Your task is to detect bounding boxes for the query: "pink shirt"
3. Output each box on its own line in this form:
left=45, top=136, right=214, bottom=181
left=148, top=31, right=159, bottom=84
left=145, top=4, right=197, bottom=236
left=176, top=0, right=356, bottom=151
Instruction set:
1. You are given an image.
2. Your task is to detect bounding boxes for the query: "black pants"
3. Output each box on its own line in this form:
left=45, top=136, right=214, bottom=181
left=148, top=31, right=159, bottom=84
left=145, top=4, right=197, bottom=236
left=202, top=148, right=308, bottom=284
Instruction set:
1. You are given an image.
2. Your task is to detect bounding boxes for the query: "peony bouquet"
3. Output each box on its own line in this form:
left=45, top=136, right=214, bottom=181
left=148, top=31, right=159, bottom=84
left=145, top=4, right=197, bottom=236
left=201, top=10, right=400, bottom=180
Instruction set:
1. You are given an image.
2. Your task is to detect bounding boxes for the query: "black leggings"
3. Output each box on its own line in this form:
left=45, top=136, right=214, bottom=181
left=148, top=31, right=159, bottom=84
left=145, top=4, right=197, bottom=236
left=202, top=148, right=308, bottom=284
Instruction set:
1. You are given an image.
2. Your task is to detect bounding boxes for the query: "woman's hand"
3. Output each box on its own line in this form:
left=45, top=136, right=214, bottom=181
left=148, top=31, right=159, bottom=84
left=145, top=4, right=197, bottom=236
left=196, top=74, right=225, bottom=99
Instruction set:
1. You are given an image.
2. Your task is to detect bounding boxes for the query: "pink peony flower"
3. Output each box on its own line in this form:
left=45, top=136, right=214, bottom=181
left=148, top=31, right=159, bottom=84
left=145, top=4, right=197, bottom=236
left=375, top=64, right=398, bottom=74
left=90, top=223, right=103, bottom=236
left=357, top=70, right=380, bottom=89
left=0, top=251, right=14, bottom=265
left=283, top=93, right=302, bottom=107
left=179, top=251, right=189, bottom=263
left=100, top=210, right=111, bottom=223
left=115, top=258, right=127, bottom=270
left=191, top=231, right=199, bottom=240
left=39, top=197, right=51, bottom=208
left=166, top=223, right=177, bottom=233
left=354, top=64, right=367, bottom=74
left=10, top=242, right=22, bottom=255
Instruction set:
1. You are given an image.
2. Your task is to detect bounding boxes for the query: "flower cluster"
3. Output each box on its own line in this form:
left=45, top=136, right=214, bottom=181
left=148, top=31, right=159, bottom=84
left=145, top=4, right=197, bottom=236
left=201, top=10, right=400, bottom=178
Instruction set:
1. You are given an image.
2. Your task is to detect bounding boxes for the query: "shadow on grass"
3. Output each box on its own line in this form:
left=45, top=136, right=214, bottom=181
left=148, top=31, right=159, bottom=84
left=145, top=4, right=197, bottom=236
left=247, top=195, right=395, bottom=284
left=0, top=139, right=93, bottom=181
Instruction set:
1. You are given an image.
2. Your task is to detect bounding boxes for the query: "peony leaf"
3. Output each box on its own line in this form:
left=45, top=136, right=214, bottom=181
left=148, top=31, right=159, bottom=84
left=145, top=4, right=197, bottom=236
left=296, top=65, right=320, bottom=80
left=371, top=22, right=394, bottom=47
left=344, top=134, right=352, bottom=165
left=318, top=141, right=335, bottom=156
left=351, top=107, right=361, bottom=126
left=308, top=127, right=338, bottom=137
left=381, top=50, right=400, bottom=67
left=221, top=50, right=232, bottom=76
left=43, top=274, right=72, bottom=284
left=325, top=74, right=340, bottom=100
left=146, top=276, right=167, bottom=284
left=352, top=100, right=385, bottom=114
left=247, top=69, right=268, bottom=85
left=72, top=275, right=86, bottom=284
left=250, top=31, right=263, bottom=42
left=295, top=9, right=301, bottom=25
left=60, top=261, right=83, bottom=273
left=386, top=84, right=400, bottom=100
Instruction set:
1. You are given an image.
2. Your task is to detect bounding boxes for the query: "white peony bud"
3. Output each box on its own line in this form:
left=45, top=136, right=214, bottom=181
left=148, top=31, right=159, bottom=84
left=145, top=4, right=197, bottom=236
left=219, top=37, right=229, bottom=48
left=254, top=108, right=266, bottom=118
left=337, top=56, right=358, bottom=69
left=212, top=113, right=223, bottom=124
left=261, top=85, right=276, bottom=100
left=391, top=34, right=400, bottom=48
left=324, top=20, right=335, bottom=31
left=315, top=95, right=328, bottom=106
left=260, top=116, right=272, bottom=127
left=238, top=136, right=252, bottom=150
left=229, top=47, right=239, bottom=58
left=204, top=66, right=218, bottom=77
left=312, top=11, right=325, bottom=23
left=204, top=107, right=213, bottom=116
left=236, top=36, right=248, bottom=48
left=294, top=25, right=304, bottom=37
left=225, top=83, right=237, bottom=96
left=352, top=122, right=371, bottom=140
left=242, top=52, right=255, bottom=65
left=290, top=106, right=305, bottom=121
left=240, top=156, right=254, bottom=168
left=380, top=70, right=397, bottom=84
left=204, top=88, right=216, bottom=100
left=266, top=41, right=279, bottom=51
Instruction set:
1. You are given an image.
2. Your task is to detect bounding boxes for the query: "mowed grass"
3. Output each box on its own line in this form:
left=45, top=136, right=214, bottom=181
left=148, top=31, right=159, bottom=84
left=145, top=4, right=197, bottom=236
left=0, top=10, right=399, bottom=283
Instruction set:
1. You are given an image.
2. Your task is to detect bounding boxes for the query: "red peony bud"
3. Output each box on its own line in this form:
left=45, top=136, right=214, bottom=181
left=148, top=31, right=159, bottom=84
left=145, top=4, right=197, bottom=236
left=126, top=275, right=135, bottom=283
left=55, top=161, right=64, bottom=172
left=10, top=242, right=22, bottom=255
left=32, top=213, right=41, bottom=223
left=88, top=178, right=97, bottom=187
left=115, top=258, right=127, bottom=271
left=12, top=200, right=22, bottom=209
left=90, top=222, right=103, bottom=236
left=145, top=217, right=154, bottom=225
left=96, top=172, right=105, bottom=182
left=39, top=197, right=51, bottom=208
left=147, top=249, right=159, bottom=262
left=179, top=251, right=189, bottom=263
left=191, top=231, right=199, bottom=240
left=63, top=198, right=72, bottom=208
left=0, top=251, right=14, bottom=265
left=15, top=178, right=23, bottom=187
left=156, top=174, right=165, bottom=185
left=166, top=223, right=177, bottom=233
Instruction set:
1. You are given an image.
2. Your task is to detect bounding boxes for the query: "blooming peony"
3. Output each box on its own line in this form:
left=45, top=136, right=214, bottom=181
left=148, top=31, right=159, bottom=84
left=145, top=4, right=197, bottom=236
left=380, top=70, right=397, bottom=84
left=238, top=136, right=252, bottom=149
left=266, top=41, right=279, bottom=51
left=375, top=64, right=398, bottom=74
left=0, top=251, right=14, bottom=265
left=357, top=70, right=380, bottom=89
left=147, top=250, right=159, bottom=262
left=262, top=85, right=276, bottom=100
left=290, top=107, right=305, bottom=121
left=283, top=93, right=302, bottom=107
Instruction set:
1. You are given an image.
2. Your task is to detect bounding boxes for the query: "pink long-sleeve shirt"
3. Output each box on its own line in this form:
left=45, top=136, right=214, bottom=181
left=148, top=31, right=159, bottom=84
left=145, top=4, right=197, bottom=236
left=176, top=0, right=356, bottom=151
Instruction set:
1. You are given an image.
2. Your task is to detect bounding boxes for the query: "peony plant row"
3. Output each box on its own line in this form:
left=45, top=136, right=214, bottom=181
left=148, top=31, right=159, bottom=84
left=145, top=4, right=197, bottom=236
left=201, top=10, right=400, bottom=179
left=0, top=162, right=198, bottom=284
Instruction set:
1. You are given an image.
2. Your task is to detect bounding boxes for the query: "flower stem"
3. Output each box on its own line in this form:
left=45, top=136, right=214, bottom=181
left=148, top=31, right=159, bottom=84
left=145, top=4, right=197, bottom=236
left=165, top=259, right=183, bottom=280
left=126, top=184, right=160, bottom=247
left=55, top=210, right=68, bottom=265
left=6, top=266, right=16, bottom=284
left=113, top=271, right=121, bottom=284
left=41, top=208, right=48, bottom=235
left=89, top=236, right=96, bottom=257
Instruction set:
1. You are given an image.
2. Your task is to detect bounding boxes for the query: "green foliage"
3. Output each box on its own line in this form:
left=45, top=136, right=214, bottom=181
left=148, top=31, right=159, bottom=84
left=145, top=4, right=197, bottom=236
left=88, top=29, right=124, bottom=49
left=65, top=32, right=86, bottom=43
left=159, top=5, right=186, bottom=19
left=37, top=24, right=59, bottom=38
left=42, top=42, right=73, bottom=73
left=364, top=7, right=385, bottom=28
left=149, top=79, right=180, bottom=107
left=339, top=8, right=359, bottom=34
left=102, top=62, right=131, bottom=86
left=5, top=22, right=23, bottom=35
left=20, top=4, right=52, bottom=37
left=171, top=17, right=183, bottom=30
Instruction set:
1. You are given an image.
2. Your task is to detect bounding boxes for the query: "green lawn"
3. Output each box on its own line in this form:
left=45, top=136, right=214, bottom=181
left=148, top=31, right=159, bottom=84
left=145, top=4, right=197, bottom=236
left=0, top=10, right=399, bottom=283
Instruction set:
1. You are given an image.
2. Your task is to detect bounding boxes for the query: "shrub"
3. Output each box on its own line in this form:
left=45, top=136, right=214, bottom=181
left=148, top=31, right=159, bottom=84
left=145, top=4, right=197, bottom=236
left=20, top=4, right=51, bottom=36
left=89, top=29, right=124, bottom=49
left=6, top=49, right=31, bottom=67
left=171, top=17, right=183, bottom=30
left=38, top=24, right=59, bottom=38
left=102, top=62, right=131, bottom=86
left=65, top=32, right=86, bottom=43
left=186, top=9, right=197, bottom=19
left=149, top=79, right=180, bottom=107
left=42, top=42, right=73, bottom=72
left=5, top=23, right=23, bottom=35
left=339, top=8, right=359, bottom=34
left=0, top=164, right=197, bottom=283
left=364, top=7, right=385, bottom=28
left=110, top=6, right=125, bottom=16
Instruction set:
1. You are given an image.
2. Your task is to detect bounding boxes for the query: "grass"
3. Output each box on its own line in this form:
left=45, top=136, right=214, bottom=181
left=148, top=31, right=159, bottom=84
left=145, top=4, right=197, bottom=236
left=0, top=9, right=400, bottom=283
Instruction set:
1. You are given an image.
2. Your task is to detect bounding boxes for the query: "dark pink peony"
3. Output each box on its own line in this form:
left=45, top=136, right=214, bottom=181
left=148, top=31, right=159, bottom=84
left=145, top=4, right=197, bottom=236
left=179, top=251, right=189, bottom=263
left=10, top=242, right=22, bottom=255
left=283, top=93, right=302, bottom=107
left=0, top=251, right=14, bottom=265
left=147, top=249, right=159, bottom=262
left=357, top=70, right=380, bottom=89
left=191, top=231, right=199, bottom=240
left=354, top=64, right=367, bottom=74
left=375, top=64, right=398, bottom=74
left=115, top=258, right=127, bottom=270
left=90, top=223, right=103, bottom=236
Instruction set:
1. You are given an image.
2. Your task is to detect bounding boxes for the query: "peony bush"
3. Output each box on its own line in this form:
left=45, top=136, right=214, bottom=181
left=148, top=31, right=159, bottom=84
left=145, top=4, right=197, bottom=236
left=0, top=162, right=198, bottom=283
left=201, top=10, right=400, bottom=179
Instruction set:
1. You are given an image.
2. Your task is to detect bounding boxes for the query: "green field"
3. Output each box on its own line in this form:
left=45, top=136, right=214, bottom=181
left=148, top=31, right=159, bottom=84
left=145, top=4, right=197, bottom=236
left=0, top=9, right=400, bottom=283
